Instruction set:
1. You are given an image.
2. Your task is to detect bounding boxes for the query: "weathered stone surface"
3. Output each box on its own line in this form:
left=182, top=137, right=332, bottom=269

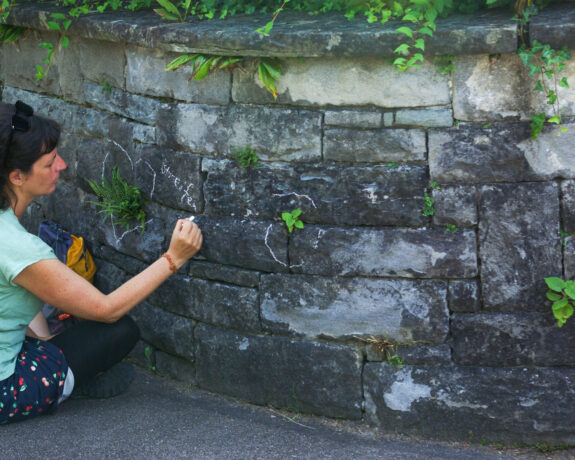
left=93, top=258, right=130, bottom=294
left=561, top=180, right=575, bottom=232
left=260, top=274, right=449, bottom=343
left=364, top=364, right=575, bottom=443
left=565, top=236, right=575, bottom=280
left=367, top=344, right=451, bottom=365
left=0, top=31, right=62, bottom=96
left=324, top=110, right=382, bottom=128
left=203, top=159, right=428, bottom=226
left=126, top=45, right=231, bottom=104
left=429, top=124, right=539, bottom=183
left=95, top=246, right=148, bottom=275
left=324, top=128, right=426, bottom=163
left=530, top=4, right=575, bottom=50
left=453, top=54, right=535, bottom=122
left=479, top=182, right=562, bottom=311
left=452, top=312, right=575, bottom=366
left=6, top=4, right=518, bottom=58
left=517, top=122, right=575, bottom=180
left=233, top=58, right=450, bottom=108
left=158, top=103, right=322, bottom=162
left=290, top=225, right=477, bottom=279
left=76, top=37, right=126, bottom=89
left=432, top=185, right=477, bottom=227
left=148, top=274, right=261, bottom=333
left=129, top=302, right=195, bottom=359
left=195, top=324, right=363, bottom=419
left=83, top=82, right=162, bottom=125
left=155, top=350, right=196, bottom=383
left=395, top=108, right=453, bottom=128
left=133, top=145, right=203, bottom=213
left=448, top=280, right=481, bottom=313
left=192, top=215, right=288, bottom=273
left=187, top=261, right=260, bottom=288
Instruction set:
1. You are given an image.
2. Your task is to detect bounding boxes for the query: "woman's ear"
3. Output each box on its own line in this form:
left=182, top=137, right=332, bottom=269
left=8, top=169, right=25, bottom=187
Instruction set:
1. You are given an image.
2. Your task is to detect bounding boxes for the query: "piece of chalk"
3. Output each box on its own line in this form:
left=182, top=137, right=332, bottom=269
left=187, top=216, right=195, bottom=222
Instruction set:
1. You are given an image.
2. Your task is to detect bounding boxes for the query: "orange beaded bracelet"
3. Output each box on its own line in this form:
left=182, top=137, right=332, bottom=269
left=162, top=253, right=178, bottom=275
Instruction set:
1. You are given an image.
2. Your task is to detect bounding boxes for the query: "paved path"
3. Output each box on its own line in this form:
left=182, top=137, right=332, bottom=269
left=1, top=367, right=571, bottom=459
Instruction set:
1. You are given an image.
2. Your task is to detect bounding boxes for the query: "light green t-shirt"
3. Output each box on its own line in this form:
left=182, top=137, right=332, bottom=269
left=0, top=208, right=56, bottom=381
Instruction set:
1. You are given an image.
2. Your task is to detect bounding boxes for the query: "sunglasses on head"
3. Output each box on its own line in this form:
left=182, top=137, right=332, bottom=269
left=11, top=100, right=34, bottom=133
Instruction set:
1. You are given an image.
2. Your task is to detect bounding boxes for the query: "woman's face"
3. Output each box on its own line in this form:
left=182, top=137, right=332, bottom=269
left=20, top=147, right=67, bottom=198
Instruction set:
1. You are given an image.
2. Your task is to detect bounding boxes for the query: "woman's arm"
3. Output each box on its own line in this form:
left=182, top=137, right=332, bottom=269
left=14, top=219, right=202, bottom=323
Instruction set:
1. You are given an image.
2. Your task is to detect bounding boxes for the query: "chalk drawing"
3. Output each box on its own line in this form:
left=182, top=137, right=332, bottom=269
left=264, top=223, right=303, bottom=270
left=160, top=162, right=195, bottom=208
left=272, top=192, right=318, bottom=209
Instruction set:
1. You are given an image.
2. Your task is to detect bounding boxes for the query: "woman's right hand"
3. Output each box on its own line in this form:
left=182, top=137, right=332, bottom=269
left=165, top=219, right=203, bottom=270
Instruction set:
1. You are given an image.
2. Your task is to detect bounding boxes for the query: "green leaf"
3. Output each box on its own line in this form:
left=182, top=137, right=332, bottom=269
left=559, top=77, right=569, bottom=89
left=545, top=277, right=566, bottom=292
left=51, top=13, right=67, bottom=20
left=418, top=26, right=433, bottom=36
left=552, top=298, right=569, bottom=311
left=164, top=54, right=196, bottom=71
left=155, top=0, right=182, bottom=20
left=291, top=209, right=302, bottom=218
left=394, top=43, right=410, bottom=55
left=61, top=36, right=69, bottom=49
left=534, top=80, right=543, bottom=92
left=548, top=114, right=561, bottom=125
left=395, top=26, right=413, bottom=38
left=546, top=291, right=562, bottom=302
left=47, top=21, right=61, bottom=31
left=414, top=38, right=425, bottom=51
left=565, top=285, right=575, bottom=300
left=294, top=220, right=304, bottom=229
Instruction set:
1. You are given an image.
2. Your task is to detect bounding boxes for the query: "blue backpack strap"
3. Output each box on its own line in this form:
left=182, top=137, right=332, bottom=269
left=38, top=220, right=73, bottom=264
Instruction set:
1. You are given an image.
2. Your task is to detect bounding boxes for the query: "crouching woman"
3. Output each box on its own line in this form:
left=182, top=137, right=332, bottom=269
left=0, top=101, right=202, bottom=424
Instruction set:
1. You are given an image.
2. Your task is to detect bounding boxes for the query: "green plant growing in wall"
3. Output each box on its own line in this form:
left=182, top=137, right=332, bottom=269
left=88, top=165, right=147, bottom=232
left=433, top=55, right=457, bottom=74
left=422, top=182, right=440, bottom=217
left=234, top=146, right=260, bottom=168
left=544, top=276, right=575, bottom=327
left=144, top=345, right=157, bottom=373
left=36, top=12, right=72, bottom=81
left=446, top=223, right=459, bottom=233
left=518, top=40, right=571, bottom=139
left=282, top=209, right=304, bottom=233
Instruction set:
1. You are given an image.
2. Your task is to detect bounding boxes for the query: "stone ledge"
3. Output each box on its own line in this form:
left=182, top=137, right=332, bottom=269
left=5, top=2, right=523, bottom=58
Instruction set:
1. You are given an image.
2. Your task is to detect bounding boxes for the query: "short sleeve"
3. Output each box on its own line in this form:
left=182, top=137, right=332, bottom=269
left=0, top=231, right=56, bottom=285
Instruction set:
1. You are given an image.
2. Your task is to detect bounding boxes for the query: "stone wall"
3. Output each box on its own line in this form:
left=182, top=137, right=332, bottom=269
left=2, top=2, right=575, bottom=443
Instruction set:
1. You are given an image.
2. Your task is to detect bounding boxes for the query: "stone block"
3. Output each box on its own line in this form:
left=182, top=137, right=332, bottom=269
left=367, top=344, right=451, bottom=365
left=289, top=225, right=478, bottom=279
left=565, top=236, right=575, bottom=280
left=193, top=215, right=288, bottom=273
left=453, top=54, right=535, bottom=122
left=0, top=31, right=62, bottom=96
left=202, top=159, right=428, bottom=227
left=133, top=144, right=203, bottom=213
left=364, top=364, right=575, bottom=443
left=261, top=274, right=448, bottom=343
left=148, top=274, right=261, bottom=333
left=324, top=110, right=382, bottom=128
left=187, top=261, right=260, bottom=288
left=529, top=5, right=575, bottom=50
left=395, top=108, right=453, bottom=128
left=158, top=103, right=322, bottom=162
left=155, top=350, right=196, bottom=383
left=516, top=122, right=575, bottom=180
left=479, top=182, right=562, bottom=311
left=561, top=180, right=575, bottom=232
left=95, top=246, right=148, bottom=275
left=232, top=57, right=450, bottom=108
left=76, top=37, right=126, bottom=89
left=451, top=312, right=575, bottom=366
left=324, top=128, right=426, bottom=163
left=129, top=302, right=195, bottom=359
left=93, top=258, right=130, bottom=294
left=429, top=123, right=539, bottom=184
left=448, top=280, right=481, bottom=313
left=195, top=324, right=363, bottom=419
left=126, top=45, right=231, bottom=104
left=83, top=81, right=161, bottom=125
left=432, top=185, right=477, bottom=227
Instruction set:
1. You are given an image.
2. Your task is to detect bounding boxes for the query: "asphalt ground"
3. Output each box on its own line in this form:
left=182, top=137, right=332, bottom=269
left=1, top=366, right=573, bottom=460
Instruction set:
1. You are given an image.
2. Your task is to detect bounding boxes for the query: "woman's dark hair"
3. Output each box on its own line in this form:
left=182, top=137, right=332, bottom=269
left=0, top=101, right=61, bottom=209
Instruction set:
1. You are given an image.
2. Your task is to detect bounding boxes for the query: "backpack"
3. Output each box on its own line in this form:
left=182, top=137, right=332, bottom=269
left=38, top=220, right=97, bottom=334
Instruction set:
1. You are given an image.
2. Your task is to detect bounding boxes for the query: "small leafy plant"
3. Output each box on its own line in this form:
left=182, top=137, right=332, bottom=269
left=282, top=209, right=304, bottom=233
left=544, top=277, right=575, bottom=327
left=518, top=40, right=571, bottom=139
left=144, top=345, right=157, bottom=373
left=88, top=165, right=147, bottom=232
left=446, top=223, right=459, bottom=233
left=422, top=182, right=440, bottom=217
left=234, top=146, right=259, bottom=168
